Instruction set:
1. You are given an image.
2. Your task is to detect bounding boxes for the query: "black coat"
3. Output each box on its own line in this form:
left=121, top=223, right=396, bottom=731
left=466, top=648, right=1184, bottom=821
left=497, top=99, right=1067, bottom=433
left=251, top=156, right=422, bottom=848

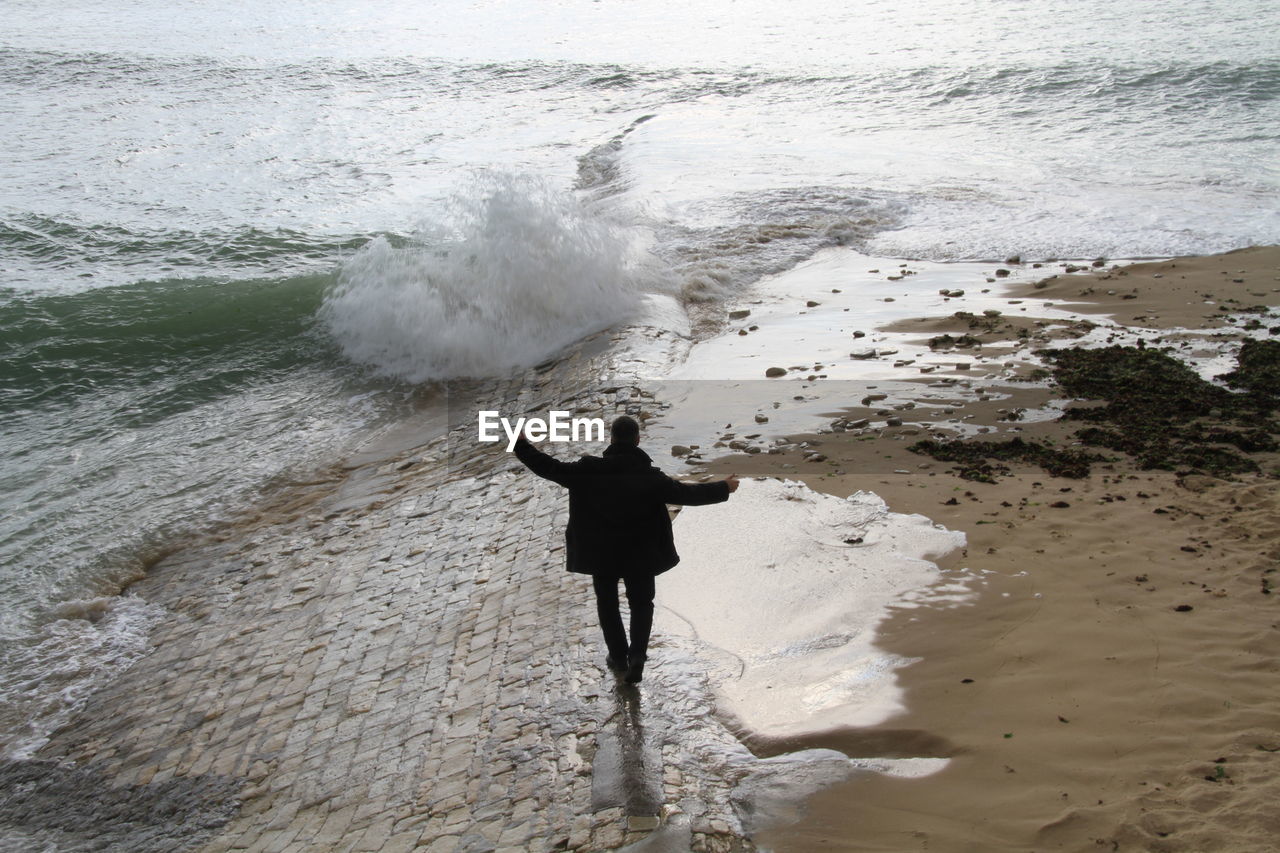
left=514, top=439, right=730, bottom=576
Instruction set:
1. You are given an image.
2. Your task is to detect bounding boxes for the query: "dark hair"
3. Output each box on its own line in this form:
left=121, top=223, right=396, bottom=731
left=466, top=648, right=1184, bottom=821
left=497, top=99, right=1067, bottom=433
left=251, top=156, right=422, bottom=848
left=610, top=415, right=640, bottom=446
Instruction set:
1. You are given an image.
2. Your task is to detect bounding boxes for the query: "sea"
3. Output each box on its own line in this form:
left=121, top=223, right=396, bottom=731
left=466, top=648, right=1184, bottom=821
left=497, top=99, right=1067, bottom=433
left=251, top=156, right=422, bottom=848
left=1, top=0, right=1277, bottom=757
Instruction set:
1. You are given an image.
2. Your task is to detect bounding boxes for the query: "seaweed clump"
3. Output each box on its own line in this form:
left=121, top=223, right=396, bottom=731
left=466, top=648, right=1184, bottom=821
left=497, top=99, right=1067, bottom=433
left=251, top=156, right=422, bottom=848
left=1043, top=343, right=1280, bottom=475
left=909, top=437, right=1104, bottom=484
left=1218, top=339, right=1280, bottom=399
left=910, top=341, right=1280, bottom=481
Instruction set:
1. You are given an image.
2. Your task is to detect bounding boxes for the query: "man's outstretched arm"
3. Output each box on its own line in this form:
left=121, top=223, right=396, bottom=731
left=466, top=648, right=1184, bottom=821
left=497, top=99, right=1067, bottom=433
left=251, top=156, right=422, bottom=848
left=512, top=435, right=579, bottom=487
left=662, top=473, right=739, bottom=506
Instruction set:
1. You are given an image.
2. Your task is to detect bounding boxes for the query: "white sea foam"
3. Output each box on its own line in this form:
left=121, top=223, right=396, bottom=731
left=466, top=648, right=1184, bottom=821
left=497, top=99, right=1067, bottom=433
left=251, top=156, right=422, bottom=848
left=660, top=477, right=965, bottom=739
left=321, top=174, right=655, bottom=381
left=0, top=595, right=166, bottom=759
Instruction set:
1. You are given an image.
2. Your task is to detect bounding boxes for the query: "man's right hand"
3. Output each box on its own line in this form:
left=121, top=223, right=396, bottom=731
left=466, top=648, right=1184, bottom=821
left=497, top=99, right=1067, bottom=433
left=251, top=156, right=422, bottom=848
left=725, top=474, right=740, bottom=493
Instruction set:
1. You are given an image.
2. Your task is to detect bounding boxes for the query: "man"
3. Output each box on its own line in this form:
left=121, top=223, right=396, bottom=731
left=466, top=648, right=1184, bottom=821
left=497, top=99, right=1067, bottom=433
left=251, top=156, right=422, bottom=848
left=513, top=415, right=738, bottom=684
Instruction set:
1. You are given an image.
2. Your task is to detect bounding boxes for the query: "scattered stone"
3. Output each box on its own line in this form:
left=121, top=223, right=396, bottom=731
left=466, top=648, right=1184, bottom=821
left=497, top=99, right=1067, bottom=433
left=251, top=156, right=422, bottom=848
left=671, top=445, right=692, bottom=457
left=930, top=334, right=982, bottom=350
left=729, top=309, right=751, bottom=320
left=765, top=367, right=787, bottom=378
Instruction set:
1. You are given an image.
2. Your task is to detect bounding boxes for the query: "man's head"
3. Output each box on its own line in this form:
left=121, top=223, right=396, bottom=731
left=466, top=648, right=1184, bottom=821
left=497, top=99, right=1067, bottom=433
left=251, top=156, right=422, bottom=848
left=609, top=415, right=640, bottom=447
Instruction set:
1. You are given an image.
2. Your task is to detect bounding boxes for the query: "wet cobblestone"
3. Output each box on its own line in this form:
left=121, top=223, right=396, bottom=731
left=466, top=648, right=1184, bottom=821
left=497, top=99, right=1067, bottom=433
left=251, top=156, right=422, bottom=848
left=23, top=340, right=759, bottom=852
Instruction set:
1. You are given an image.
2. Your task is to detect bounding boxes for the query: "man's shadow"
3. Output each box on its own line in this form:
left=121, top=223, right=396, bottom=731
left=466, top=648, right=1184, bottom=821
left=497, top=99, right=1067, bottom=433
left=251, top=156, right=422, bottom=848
left=590, top=680, right=663, bottom=819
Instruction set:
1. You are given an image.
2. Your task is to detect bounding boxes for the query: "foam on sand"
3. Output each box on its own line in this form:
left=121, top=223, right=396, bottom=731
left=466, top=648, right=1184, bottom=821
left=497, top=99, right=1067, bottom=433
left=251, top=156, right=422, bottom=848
left=659, top=477, right=966, bottom=740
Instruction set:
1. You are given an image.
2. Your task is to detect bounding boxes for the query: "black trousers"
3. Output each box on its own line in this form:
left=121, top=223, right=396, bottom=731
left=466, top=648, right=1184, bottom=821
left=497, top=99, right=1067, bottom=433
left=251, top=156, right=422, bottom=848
left=591, top=573, right=655, bottom=664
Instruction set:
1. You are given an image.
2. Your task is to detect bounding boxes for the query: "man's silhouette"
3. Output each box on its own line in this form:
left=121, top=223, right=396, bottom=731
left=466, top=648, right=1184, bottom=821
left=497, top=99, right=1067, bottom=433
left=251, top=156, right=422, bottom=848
left=513, top=415, right=738, bottom=683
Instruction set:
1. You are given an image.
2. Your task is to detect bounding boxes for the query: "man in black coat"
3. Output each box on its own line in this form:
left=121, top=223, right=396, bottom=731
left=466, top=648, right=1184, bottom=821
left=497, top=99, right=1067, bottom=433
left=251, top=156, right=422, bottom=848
left=513, top=415, right=738, bottom=683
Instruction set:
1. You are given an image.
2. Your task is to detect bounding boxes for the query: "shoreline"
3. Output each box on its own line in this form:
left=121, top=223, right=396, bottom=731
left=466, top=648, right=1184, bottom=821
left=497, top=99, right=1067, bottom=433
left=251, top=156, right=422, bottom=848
left=5, top=246, right=1277, bottom=852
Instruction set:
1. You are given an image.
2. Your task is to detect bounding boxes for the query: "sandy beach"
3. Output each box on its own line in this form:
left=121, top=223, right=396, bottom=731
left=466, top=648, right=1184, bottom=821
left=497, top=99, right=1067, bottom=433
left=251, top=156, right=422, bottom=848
left=4, top=247, right=1277, bottom=853
left=696, top=246, right=1280, bottom=851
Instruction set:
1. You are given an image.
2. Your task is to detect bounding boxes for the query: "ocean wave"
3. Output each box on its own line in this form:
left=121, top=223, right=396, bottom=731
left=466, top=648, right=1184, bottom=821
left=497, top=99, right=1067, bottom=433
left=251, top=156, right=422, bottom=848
left=0, top=214, right=370, bottom=282
left=320, top=174, right=654, bottom=382
left=575, top=113, right=657, bottom=197
left=6, top=44, right=1277, bottom=110
left=0, top=273, right=334, bottom=416
left=916, top=60, right=1280, bottom=113
left=656, top=188, right=908, bottom=302
left=0, top=47, right=676, bottom=99
left=0, top=595, right=165, bottom=759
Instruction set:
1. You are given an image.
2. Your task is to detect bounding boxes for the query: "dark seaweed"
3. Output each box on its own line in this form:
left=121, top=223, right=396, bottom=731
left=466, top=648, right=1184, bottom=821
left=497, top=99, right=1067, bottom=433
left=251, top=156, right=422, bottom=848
left=1218, top=339, right=1280, bottom=399
left=911, top=342, right=1280, bottom=480
left=909, top=437, right=1105, bottom=484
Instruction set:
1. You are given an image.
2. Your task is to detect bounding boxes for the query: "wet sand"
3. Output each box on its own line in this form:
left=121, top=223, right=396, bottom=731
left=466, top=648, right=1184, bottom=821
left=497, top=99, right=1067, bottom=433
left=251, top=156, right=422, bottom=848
left=698, top=246, right=1280, bottom=851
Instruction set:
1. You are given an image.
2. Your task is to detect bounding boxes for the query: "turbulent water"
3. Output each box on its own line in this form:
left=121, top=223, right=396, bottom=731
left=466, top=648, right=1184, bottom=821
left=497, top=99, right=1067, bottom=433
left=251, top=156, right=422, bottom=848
left=1, top=0, right=1277, bottom=755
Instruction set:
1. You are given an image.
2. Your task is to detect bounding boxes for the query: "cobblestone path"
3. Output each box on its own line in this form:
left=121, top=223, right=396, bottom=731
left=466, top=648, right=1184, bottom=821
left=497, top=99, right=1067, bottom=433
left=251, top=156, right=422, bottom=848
left=12, top=364, right=760, bottom=852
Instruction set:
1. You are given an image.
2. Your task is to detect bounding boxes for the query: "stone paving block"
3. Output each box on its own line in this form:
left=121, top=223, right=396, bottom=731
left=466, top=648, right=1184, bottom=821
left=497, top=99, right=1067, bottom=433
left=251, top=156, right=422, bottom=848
left=417, top=834, right=460, bottom=852
left=350, top=815, right=396, bottom=851
left=312, top=802, right=359, bottom=847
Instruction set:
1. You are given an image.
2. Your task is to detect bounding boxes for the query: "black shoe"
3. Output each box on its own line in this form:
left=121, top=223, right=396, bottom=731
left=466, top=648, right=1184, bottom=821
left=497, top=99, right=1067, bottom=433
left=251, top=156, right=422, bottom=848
left=605, top=655, right=628, bottom=675
left=625, top=655, right=646, bottom=684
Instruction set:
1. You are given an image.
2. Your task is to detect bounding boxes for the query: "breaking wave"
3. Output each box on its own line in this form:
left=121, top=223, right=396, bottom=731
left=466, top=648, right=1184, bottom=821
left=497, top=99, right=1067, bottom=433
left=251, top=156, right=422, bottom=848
left=321, top=174, right=655, bottom=381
